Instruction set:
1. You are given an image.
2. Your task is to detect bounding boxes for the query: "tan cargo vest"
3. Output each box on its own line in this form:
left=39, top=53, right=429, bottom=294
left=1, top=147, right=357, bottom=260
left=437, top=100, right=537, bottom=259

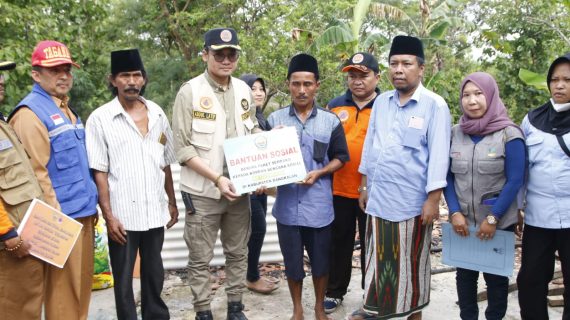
left=0, top=120, right=43, bottom=249
left=180, top=74, right=255, bottom=199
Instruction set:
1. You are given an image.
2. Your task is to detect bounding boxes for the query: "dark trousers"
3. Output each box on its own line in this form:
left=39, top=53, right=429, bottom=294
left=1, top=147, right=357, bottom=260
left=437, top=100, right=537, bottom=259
left=326, top=196, right=367, bottom=299
left=247, top=194, right=267, bottom=282
left=109, top=227, right=169, bottom=320
left=456, top=268, right=509, bottom=320
left=517, top=224, right=570, bottom=320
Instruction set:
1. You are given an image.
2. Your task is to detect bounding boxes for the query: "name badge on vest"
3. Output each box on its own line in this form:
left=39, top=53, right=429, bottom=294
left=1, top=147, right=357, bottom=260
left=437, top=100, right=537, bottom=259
left=50, top=114, right=65, bottom=125
left=0, top=139, right=13, bottom=151
left=193, top=110, right=217, bottom=121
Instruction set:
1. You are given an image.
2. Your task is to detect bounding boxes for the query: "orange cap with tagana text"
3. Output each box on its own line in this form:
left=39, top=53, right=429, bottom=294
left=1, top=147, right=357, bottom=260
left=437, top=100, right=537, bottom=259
left=31, top=40, right=80, bottom=68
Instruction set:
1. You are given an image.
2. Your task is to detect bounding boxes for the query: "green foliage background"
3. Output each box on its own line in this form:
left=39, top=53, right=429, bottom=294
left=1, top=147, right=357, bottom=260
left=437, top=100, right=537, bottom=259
left=0, top=0, right=568, bottom=124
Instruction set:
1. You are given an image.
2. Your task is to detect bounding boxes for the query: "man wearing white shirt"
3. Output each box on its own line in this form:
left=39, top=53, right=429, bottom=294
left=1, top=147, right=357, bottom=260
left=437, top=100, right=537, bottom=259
left=86, top=49, right=178, bottom=320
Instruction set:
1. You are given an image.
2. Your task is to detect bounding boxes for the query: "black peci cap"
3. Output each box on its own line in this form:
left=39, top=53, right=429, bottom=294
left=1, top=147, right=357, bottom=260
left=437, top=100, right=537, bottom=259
left=389, top=35, right=425, bottom=60
left=111, top=49, right=145, bottom=75
left=287, top=53, right=319, bottom=80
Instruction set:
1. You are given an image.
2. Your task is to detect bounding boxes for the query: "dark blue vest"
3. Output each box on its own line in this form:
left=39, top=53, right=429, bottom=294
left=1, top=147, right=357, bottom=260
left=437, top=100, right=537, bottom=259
left=10, top=84, right=98, bottom=218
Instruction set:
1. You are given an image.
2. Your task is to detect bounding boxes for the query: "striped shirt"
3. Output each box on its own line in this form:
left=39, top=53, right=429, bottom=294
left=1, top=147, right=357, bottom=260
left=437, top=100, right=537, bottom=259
left=85, top=97, right=176, bottom=231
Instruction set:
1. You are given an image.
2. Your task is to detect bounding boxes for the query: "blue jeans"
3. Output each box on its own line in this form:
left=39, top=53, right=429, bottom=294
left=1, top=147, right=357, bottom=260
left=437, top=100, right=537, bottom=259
left=247, top=194, right=267, bottom=282
left=456, top=267, right=509, bottom=320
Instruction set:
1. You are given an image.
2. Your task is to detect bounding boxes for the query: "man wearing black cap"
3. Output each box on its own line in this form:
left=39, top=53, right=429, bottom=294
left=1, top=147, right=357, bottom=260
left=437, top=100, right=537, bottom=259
left=324, top=52, right=380, bottom=314
left=172, top=28, right=259, bottom=320
left=0, top=60, right=45, bottom=318
left=267, top=53, right=349, bottom=320
left=352, top=36, right=451, bottom=320
left=86, top=49, right=178, bottom=320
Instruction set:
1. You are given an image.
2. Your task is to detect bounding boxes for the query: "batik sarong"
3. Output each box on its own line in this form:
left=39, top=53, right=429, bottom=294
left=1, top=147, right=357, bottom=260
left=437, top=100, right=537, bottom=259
left=362, top=215, right=432, bottom=319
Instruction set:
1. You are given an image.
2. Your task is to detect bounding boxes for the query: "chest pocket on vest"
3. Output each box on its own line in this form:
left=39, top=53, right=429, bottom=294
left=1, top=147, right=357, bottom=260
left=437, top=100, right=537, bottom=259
left=50, top=132, right=83, bottom=187
left=191, top=120, right=216, bottom=151
left=450, top=159, right=468, bottom=175
left=477, top=147, right=505, bottom=175
left=0, top=145, right=37, bottom=205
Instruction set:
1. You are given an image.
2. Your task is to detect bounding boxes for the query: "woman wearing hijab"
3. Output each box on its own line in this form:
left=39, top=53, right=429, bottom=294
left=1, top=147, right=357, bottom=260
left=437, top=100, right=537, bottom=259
left=238, top=74, right=278, bottom=294
left=443, top=72, right=526, bottom=320
left=517, top=53, right=570, bottom=319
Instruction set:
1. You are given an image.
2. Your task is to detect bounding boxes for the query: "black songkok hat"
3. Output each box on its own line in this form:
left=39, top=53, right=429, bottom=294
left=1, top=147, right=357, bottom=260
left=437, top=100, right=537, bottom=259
left=204, top=28, right=241, bottom=51
left=287, top=53, right=319, bottom=80
left=389, top=35, right=425, bottom=60
left=547, top=52, right=570, bottom=91
left=111, top=49, right=145, bottom=76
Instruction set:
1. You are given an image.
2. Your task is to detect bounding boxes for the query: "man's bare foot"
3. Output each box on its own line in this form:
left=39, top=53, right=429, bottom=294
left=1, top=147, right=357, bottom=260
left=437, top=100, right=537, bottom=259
left=408, top=311, right=421, bottom=320
left=314, top=308, right=332, bottom=320
left=246, top=278, right=279, bottom=294
left=290, top=308, right=304, bottom=320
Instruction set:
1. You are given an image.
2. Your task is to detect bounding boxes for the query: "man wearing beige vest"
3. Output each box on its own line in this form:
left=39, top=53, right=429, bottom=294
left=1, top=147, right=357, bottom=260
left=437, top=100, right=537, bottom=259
left=0, top=61, right=47, bottom=318
left=172, top=27, right=259, bottom=320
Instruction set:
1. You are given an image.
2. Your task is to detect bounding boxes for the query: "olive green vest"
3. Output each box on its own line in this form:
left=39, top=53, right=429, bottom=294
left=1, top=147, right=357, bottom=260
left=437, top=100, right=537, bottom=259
left=0, top=120, right=43, bottom=249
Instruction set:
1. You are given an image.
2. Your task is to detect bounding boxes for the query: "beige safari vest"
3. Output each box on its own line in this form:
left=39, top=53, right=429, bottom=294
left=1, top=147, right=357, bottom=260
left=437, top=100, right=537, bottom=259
left=180, top=74, right=254, bottom=199
left=449, top=125, right=523, bottom=229
left=0, top=120, right=43, bottom=249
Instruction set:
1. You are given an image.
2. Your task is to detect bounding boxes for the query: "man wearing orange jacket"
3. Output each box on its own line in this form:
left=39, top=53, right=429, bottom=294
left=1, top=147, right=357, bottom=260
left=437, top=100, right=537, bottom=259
left=324, top=52, right=380, bottom=314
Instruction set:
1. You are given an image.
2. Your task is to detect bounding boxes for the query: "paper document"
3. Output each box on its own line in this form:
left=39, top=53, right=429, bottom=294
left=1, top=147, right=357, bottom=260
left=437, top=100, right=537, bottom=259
left=442, top=222, right=515, bottom=277
left=17, top=199, right=83, bottom=268
left=223, top=127, right=307, bottom=194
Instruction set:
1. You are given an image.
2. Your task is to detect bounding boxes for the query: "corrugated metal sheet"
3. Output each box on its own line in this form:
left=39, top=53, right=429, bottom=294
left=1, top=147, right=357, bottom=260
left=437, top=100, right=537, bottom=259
left=162, top=164, right=283, bottom=269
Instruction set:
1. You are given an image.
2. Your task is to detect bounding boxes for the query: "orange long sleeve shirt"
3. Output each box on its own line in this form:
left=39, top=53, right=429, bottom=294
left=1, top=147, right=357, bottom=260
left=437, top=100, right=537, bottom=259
left=0, top=199, right=16, bottom=240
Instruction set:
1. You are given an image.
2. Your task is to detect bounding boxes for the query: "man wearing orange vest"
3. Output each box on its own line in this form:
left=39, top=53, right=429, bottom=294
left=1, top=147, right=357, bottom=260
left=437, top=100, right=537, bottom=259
left=324, top=52, right=380, bottom=314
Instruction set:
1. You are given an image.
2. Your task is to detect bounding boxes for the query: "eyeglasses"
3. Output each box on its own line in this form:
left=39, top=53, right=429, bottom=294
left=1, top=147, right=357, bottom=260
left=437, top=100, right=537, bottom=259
left=212, top=51, right=239, bottom=63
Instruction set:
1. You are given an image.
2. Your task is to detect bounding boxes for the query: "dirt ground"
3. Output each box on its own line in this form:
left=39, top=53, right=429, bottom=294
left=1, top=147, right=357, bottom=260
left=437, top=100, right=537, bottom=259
left=88, top=216, right=565, bottom=319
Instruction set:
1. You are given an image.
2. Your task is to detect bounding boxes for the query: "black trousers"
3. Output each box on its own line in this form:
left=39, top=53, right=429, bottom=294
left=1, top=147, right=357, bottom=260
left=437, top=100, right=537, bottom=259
left=517, top=224, right=570, bottom=320
left=109, top=227, right=169, bottom=320
left=326, top=195, right=367, bottom=299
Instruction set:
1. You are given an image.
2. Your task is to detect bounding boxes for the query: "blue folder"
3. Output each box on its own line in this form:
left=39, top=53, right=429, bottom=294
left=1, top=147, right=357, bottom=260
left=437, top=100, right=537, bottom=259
left=442, top=223, right=515, bottom=277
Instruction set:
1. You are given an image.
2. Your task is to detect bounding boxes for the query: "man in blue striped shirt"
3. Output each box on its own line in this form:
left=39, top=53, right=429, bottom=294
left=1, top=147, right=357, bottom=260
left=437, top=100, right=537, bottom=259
left=268, top=53, right=349, bottom=320
left=351, top=36, right=451, bottom=320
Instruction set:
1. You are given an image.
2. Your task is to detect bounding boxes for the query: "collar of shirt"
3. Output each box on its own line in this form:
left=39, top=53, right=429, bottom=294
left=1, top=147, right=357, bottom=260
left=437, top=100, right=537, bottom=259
left=288, top=101, right=319, bottom=119
left=388, top=82, right=424, bottom=108
left=108, top=96, right=161, bottom=133
left=50, top=94, right=76, bottom=123
left=204, top=69, right=232, bottom=93
left=344, top=88, right=380, bottom=110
